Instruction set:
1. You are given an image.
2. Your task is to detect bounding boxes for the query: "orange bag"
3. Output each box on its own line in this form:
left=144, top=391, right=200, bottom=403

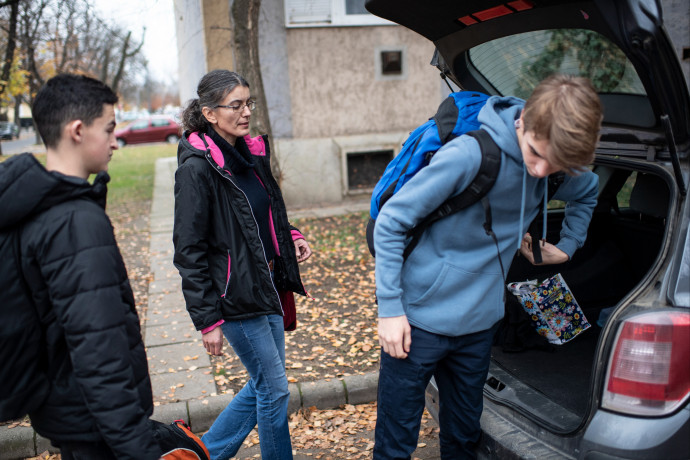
left=151, top=419, right=210, bottom=460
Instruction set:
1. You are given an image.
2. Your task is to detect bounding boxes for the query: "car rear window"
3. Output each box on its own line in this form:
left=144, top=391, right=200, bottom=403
left=468, top=29, right=646, bottom=99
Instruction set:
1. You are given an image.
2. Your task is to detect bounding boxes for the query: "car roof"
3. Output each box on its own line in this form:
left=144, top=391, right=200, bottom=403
left=365, top=0, right=690, bottom=148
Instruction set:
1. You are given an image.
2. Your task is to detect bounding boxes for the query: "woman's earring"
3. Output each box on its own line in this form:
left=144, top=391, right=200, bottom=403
left=514, top=119, right=522, bottom=129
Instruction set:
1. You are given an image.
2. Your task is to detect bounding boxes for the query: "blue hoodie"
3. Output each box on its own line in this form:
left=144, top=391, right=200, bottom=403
left=374, top=96, right=598, bottom=336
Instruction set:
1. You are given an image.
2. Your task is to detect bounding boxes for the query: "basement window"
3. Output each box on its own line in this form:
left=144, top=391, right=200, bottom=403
left=346, top=150, right=393, bottom=192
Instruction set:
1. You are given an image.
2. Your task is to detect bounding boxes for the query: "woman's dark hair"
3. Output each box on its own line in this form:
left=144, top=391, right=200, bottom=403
left=181, top=70, right=250, bottom=133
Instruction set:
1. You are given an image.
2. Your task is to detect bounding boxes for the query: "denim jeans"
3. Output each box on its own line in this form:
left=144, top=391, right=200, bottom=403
left=374, top=324, right=496, bottom=460
left=201, top=314, right=292, bottom=460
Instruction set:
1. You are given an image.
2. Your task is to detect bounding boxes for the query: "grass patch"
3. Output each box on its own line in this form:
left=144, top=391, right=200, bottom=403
left=107, top=143, right=177, bottom=206
left=1, top=143, right=177, bottom=207
left=0, top=152, right=45, bottom=164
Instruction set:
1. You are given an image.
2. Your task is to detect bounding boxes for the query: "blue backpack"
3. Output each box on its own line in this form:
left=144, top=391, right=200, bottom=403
left=366, top=91, right=502, bottom=260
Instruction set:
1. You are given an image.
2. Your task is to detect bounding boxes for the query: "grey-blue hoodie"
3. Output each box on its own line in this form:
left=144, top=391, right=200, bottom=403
left=374, top=96, right=598, bottom=337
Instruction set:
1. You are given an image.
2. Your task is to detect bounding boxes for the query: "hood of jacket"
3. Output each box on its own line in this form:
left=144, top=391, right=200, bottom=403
left=478, top=96, right=525, bottom=168
left=0, top=153, right=108, bottom=230
left=177, top=130, right=268, bottom=170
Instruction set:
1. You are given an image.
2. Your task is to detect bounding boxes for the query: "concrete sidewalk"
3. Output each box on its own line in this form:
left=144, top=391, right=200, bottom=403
left=0, top=157, right=376, bottom=459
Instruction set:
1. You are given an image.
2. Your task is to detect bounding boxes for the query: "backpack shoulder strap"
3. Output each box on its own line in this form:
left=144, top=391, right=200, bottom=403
left=403, top=129, right=501, bottom=260
left=433, top=96, right=460, bottom=144
left=435, top=130, right=501, bottom=219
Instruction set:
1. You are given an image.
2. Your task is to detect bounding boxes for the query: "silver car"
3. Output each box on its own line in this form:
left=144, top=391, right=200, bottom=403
left=366, top=0, right=689, bottom=458
left=0, top=122, right=19, bottom=140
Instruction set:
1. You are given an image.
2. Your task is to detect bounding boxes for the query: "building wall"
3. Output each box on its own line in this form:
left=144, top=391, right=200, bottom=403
left=259, top=0, right=294, bottom=139
left=276, top=130, right=411, bottom=207
left=174, top=0, right=208, bottom=104
left=285, top=26, right=439, bottom=139
left=271, top=24, right=441, bottom=207
left=661, top=0, right=690, bottom=87
left=202, top=0, right=234, bottom=72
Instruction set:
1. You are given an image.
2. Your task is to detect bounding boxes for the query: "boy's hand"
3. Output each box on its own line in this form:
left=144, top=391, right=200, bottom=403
left=202, top=327, right=224, bottom=356
left=520, top=233, right=569, bottom=265
left=378, top=315, right=411, bottom=359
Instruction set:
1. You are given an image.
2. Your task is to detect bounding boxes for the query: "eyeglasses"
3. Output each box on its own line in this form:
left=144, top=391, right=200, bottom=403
left=214, top=100, right=257, bottom=113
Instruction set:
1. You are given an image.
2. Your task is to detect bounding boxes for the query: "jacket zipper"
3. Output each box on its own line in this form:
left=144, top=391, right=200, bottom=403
left=222, top=250, right=231, bottom=298
left=206, top=155, right=283, bottom=314
left=254, top=156, right=308, bottom=297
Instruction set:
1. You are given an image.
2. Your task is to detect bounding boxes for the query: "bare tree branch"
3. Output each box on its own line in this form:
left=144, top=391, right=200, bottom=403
left=111, top=28, right=144, bottom=93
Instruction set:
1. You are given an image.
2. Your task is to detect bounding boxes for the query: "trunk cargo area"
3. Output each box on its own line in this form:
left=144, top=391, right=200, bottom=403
left=491, top=164, right=669, bottom=419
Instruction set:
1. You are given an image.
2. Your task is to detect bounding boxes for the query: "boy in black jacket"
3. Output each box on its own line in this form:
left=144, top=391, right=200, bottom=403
left=0, top=74, right=162, bottom=459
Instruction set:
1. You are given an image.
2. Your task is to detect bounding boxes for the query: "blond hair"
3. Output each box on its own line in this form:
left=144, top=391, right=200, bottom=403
left=522, top=74, right=603, bottom=173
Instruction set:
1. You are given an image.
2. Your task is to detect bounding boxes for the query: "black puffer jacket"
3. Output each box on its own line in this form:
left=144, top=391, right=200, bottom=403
left=173, top=132, right=306, bottom=330
left=0, top=154, right=160, bottom=459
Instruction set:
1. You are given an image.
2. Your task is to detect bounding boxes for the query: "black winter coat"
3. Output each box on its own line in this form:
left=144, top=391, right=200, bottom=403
left=173, top=132, right=306, bottom=330
left=0, top=154, right=160, bottom=459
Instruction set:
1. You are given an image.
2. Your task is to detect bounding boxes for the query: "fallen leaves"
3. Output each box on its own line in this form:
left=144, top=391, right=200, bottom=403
left=24, top=453, right=59, bottom=460
left=3, top=418, right=31, bottom=429
left=211, top=212, right=380, bottom=396
left=116, top=207, right=381, bottom=398
left=234, top=403, right=439, bottom=459
left=111, top=201, right=153, bottom=322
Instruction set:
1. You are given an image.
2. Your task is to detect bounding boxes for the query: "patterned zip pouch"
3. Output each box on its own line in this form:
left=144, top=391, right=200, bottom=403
left=508, top=273, right=591, bottom=345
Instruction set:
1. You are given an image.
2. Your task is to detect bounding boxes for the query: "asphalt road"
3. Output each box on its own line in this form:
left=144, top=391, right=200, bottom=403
left=0, top=129, right=42, bottom=156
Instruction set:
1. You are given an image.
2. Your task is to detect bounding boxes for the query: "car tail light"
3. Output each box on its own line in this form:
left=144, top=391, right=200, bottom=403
left=602, top=311, right=690, bottom=416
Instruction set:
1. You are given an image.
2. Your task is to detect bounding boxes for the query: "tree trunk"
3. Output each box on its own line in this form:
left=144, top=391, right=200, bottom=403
left=0, top=0, right=20, bottom=156
left=111, top=31, right=131, bottom=94
left=111, top=31, right=144, bottom=94
left=231, top=0, right=281, bottom=182
left=0, top=0, right=19, bottom=95
left=100, top=46, right=111, bottom=83
left=13, top=94, right=21, bottom=128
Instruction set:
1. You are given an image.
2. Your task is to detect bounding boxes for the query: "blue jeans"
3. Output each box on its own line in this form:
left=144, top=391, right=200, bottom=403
left=201, top=314, right=292, bottom=460
left=374, top=324, right=496, bottom=460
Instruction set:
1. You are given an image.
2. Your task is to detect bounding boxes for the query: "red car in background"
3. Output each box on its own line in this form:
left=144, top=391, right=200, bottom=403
left=115, top=116, right=182, bottom=148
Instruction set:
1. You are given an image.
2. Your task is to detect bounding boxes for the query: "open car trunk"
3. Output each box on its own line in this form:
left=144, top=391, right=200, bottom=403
left=488, top=159, right=672, bottom=427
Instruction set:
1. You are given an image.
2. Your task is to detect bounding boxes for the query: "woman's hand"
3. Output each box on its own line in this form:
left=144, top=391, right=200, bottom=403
left=520, top=233, right=569, bottom=265
left=294, top=238, right=312, bottom=263
left=202, top=327, right=224, bottom=356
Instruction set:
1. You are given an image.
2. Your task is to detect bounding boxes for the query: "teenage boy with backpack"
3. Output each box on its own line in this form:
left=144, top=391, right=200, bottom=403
left=0, top=74, right=162, bottom=459
left=373, top=74, right=603, bottom=459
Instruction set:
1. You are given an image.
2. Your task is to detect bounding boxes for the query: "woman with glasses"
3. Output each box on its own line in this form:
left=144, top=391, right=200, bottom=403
left=173, top=69, right=312, bottom=460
